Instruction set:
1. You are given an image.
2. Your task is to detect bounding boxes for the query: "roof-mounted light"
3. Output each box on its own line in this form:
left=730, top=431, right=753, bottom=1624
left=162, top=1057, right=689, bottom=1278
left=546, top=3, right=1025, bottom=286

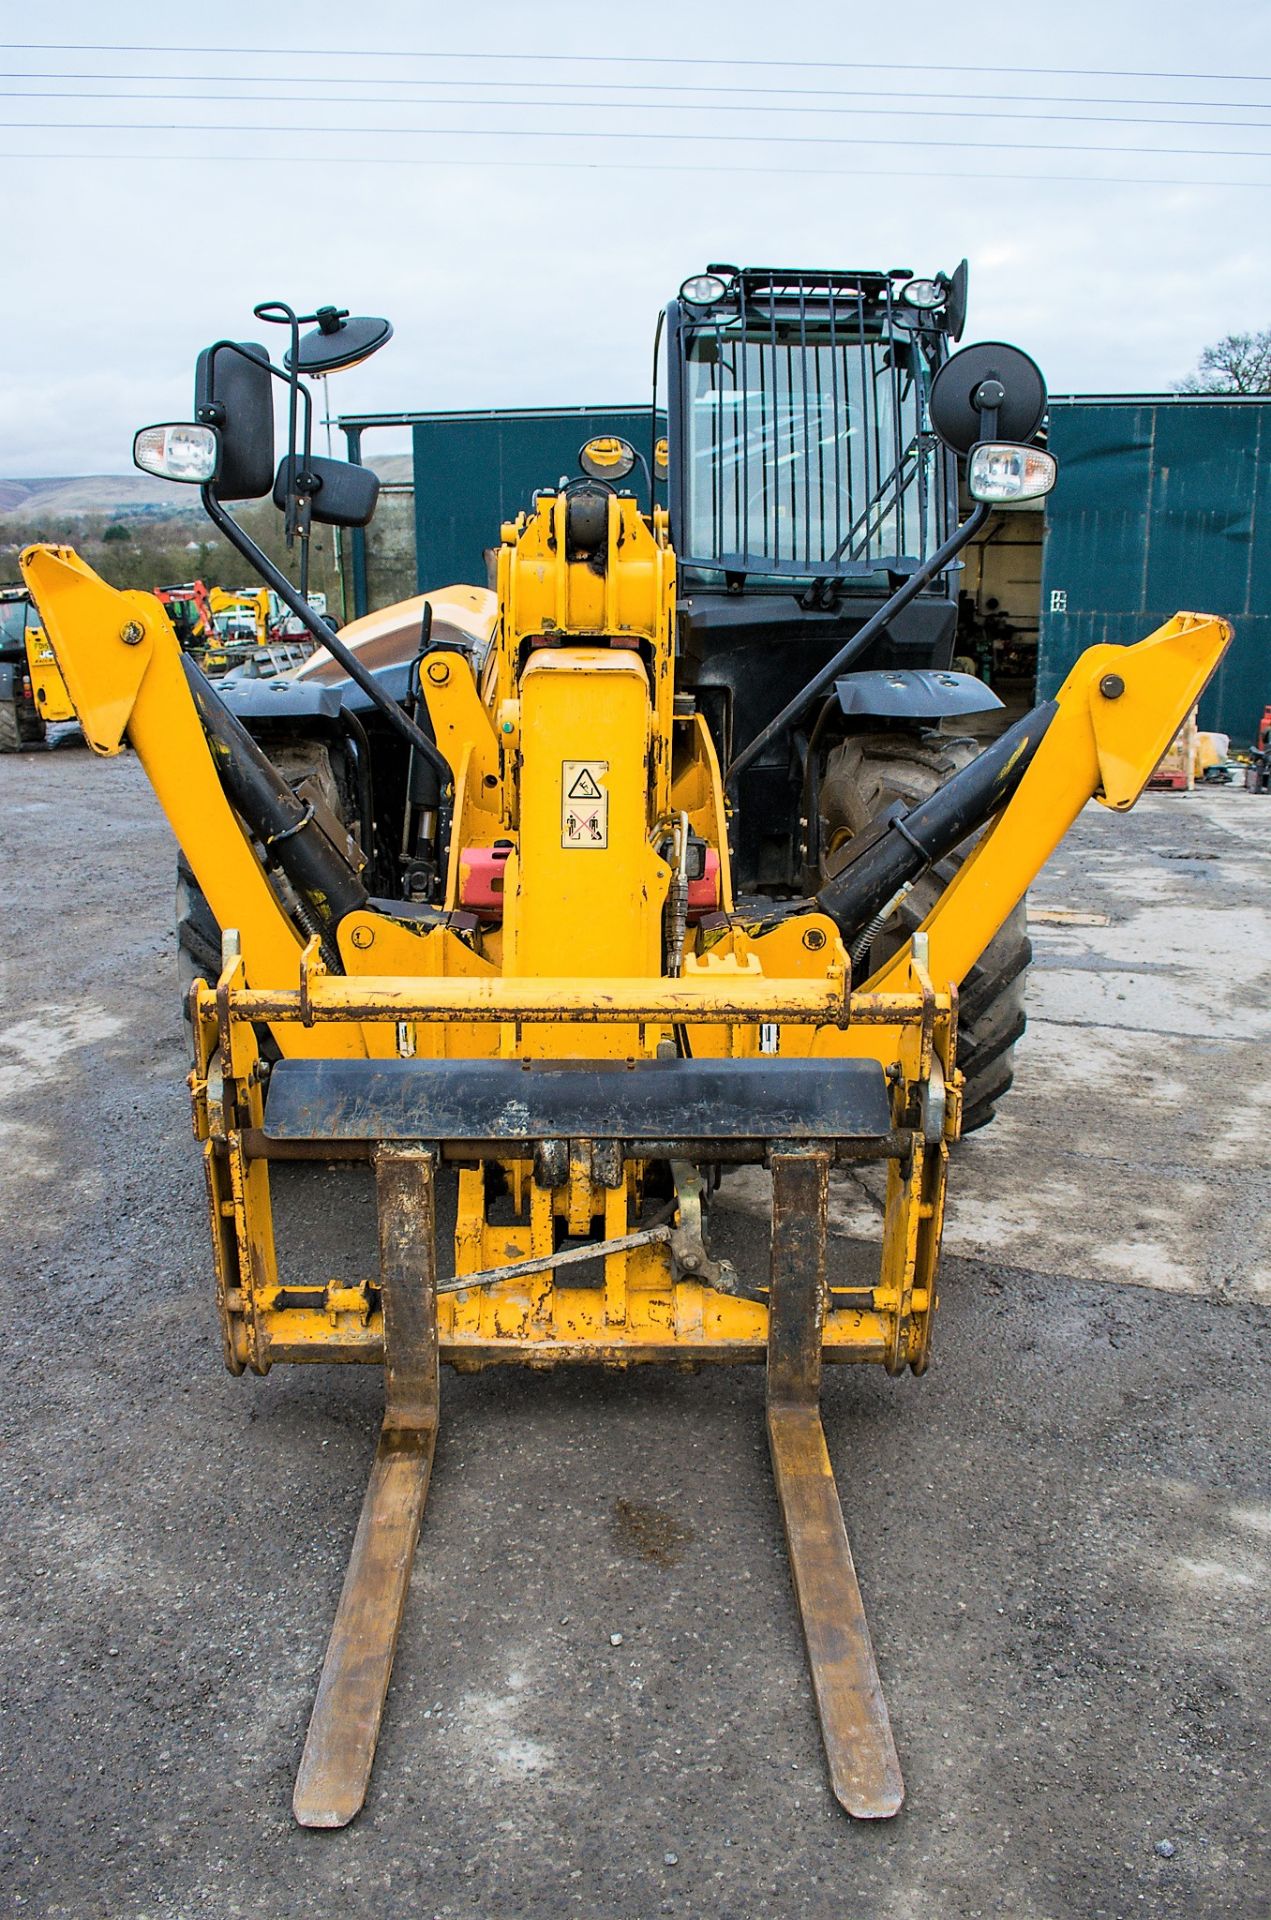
left=900, top=278, right=945, bottom=311
left=679, top=273, right=728, bottom=308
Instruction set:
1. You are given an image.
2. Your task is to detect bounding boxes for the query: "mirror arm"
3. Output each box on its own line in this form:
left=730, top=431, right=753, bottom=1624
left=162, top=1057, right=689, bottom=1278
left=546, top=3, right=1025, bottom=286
left=198, top=483, right=452, bottom=782
left=650, top=308, right=665, bottom=500
left=723, top=499, right=992, bottom=789
left=250, top=301, right=318, bottom=564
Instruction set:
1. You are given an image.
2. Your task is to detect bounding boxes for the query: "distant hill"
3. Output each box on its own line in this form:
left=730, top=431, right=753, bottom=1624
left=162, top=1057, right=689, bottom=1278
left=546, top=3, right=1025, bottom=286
left=0, top=473, right=198, bottom=521
left=0, top=455, right=414, bottom=524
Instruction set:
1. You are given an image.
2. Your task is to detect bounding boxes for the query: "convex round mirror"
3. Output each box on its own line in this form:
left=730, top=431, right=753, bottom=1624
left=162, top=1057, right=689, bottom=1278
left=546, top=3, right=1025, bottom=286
left=579, top=435, right=637, bottom=482
left=284, top=307, right=394, bottom=375
left=134, top=422, right=220, bottom=484
left=928, top=341, right=1047, bottom=455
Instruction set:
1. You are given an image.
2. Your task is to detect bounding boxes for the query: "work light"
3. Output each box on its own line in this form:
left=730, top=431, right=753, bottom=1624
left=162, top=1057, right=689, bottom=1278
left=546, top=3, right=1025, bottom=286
left=900, top=278, right=944, bottom=310
left=679, top=273, right=728, bottom=307
left=967, top=442, right=1057, bottom=503
left=133, top=422, right=220, bottom=484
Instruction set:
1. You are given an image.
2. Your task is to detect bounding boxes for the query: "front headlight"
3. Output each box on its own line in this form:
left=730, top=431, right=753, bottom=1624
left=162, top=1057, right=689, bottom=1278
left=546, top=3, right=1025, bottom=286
left=967, top=442, right=1057, bottom=504
left=133, top=421, right=220, bottom=484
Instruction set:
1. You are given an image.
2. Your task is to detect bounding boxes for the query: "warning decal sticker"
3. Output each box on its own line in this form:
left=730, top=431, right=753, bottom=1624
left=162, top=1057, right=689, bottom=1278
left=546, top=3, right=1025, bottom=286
left=561, top=760, right=609, bottom=848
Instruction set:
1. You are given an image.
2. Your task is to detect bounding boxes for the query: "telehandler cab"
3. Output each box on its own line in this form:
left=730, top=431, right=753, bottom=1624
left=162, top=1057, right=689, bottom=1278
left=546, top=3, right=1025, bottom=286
left=22, top=275, right=1231, bottom=1828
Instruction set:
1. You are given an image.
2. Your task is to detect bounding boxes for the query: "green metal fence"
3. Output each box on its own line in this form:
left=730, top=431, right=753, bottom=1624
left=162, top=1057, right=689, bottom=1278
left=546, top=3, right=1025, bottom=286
left=1038, top=397, right=1270, bottom=744
left=340, top=406, right=660, bottom=618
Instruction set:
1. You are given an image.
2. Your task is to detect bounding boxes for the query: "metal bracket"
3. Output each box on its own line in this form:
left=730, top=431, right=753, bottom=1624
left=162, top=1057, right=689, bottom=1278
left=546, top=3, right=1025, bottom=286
left=669, top=1158, right=738, bottom=1291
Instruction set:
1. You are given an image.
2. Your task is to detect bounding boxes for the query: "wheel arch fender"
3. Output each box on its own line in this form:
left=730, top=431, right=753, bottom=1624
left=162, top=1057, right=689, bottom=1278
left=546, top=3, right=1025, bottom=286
left=834, top=667, right=1002, bottom=723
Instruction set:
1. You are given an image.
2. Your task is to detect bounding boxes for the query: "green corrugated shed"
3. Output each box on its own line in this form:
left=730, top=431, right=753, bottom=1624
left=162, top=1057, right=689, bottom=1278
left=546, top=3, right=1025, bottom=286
left=1038, top=397, right=1271, bottom=744
left=412, top=406, right=661, bottom=593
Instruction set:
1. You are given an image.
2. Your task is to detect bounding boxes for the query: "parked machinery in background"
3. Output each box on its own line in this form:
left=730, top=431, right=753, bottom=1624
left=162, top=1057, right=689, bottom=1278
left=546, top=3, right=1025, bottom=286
left=0, top=585, right=74, bottom=750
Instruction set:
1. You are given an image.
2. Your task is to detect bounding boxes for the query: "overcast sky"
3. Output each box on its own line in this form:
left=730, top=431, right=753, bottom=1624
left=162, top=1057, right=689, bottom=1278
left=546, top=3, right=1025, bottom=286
left=2, top=0, right=1269, bottom=475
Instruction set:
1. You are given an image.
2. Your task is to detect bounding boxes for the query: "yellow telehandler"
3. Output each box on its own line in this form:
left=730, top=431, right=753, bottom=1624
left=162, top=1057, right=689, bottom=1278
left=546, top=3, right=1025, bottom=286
left=22, top=278, right=1231, bottom=1829
left=0, top=586, right=75, bottom=748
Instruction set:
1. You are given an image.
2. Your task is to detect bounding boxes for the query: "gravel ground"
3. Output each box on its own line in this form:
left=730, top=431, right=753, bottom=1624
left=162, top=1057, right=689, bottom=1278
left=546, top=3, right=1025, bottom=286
left=1, top=736, right=1268, bottom=1920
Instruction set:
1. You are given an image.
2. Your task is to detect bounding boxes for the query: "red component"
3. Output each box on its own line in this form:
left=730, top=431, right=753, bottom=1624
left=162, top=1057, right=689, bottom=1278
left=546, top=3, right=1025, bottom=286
left=458, top=843, right=721, bottom=921
left=458, top=844, right=512, bottom=915
left=687, top=848, right=722, bottom=920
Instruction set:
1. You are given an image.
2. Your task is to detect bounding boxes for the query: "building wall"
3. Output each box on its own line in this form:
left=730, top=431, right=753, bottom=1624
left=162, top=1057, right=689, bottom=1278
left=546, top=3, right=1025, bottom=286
left=1038, top=398, right=1271, bottom=744
left=412, top=407, right=660, bottom=594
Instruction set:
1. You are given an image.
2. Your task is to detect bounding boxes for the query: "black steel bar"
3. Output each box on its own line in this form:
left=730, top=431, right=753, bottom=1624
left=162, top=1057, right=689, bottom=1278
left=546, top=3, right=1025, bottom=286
left=725, top=500, right=993, bottom=786
left=857, top=289, right=872, bottom=566
left=798, top=281, right=812, bottom=567
left=240, top=1131, right=916, bottom=1166
left=199, top=484, right=451, bottom=780
left=827, top=282, right=843, bottom=564
left=886, top=286, right=905, bottom=556
left=766, top=274, right=780, bottom=562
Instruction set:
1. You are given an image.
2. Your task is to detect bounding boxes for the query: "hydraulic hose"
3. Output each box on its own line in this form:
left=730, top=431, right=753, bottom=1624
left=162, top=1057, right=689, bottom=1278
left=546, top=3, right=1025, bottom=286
left=812, top=699, right=1058, bottom=946
left=181, top=655, right=369, bottom=954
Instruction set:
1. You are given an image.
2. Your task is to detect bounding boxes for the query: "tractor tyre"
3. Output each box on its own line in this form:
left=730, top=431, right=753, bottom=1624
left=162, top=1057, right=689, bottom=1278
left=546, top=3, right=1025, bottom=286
left=1, top=693, right=47, bottom=750
left=818, top=729, right=1032, bottom=1133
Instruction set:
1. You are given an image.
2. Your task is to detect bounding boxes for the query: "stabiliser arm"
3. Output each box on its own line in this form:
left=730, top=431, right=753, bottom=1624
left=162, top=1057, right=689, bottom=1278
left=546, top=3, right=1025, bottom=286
left=20, top=543, right=367, bottom=1058
left=793, top=611, right=1231, bottom=992
left=873, top=612, right=1232, bottom=992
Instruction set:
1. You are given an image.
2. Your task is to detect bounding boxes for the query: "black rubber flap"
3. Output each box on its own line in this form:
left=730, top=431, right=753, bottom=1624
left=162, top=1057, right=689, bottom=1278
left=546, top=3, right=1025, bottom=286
left=263, top=1055, right=891, bottom=1143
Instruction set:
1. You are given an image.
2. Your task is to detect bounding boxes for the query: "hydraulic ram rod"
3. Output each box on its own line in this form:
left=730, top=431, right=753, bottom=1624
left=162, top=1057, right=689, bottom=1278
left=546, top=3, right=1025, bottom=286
left=182, top=654, right=368, bottom=944
left=814, top=700, right=1057, bottom=944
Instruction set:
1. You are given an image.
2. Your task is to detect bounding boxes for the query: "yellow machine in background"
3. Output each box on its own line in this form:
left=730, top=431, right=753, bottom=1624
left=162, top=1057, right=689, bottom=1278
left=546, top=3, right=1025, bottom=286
left=20, top=285, right=1235, bottom=1831
left=209, top=583, right=273, bottom=644
left=0, top=587, right=74, bottom=748
left=23, top=619, right=75, bottom=725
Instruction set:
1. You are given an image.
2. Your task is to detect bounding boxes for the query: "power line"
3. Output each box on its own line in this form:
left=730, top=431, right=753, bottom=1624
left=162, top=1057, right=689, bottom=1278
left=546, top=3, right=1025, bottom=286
left=1, top=146, right=1260, bottom=190
left=3, top=42, right=1270, bottom=83
left=2, top=69, right=1269, bottom=113
left=6, top=117, right=1268, bottom=161
left=3, top=87, right=1268, bottom=132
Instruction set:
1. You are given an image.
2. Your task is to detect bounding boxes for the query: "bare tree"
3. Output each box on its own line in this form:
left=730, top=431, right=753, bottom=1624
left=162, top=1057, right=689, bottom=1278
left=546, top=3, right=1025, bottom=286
left=1175, top=329, right=1271, bottom=394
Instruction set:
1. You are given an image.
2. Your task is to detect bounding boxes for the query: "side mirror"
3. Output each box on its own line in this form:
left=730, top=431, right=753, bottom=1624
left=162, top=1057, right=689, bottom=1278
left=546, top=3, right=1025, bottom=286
left=654, top=436, right=669, bottom=481
left=928, top=340, right=1046, bottom=455
left=941, top=259, right=969, bottom=343
left=579, top=435, right=637, bottom=482
left=194, top=341, right=275, bottom=500
left=284, top=307, right=393, bottom=375
left=967, top=443, right=1056, bottom=504
left=272, top=455, right=381, bottom=529
left=133, top=422, right=220, bottom=484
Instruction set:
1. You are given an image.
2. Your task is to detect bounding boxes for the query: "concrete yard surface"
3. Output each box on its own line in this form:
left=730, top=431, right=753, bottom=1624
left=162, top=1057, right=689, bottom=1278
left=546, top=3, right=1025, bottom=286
left=1, top=742, right=1268, bottom=1920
